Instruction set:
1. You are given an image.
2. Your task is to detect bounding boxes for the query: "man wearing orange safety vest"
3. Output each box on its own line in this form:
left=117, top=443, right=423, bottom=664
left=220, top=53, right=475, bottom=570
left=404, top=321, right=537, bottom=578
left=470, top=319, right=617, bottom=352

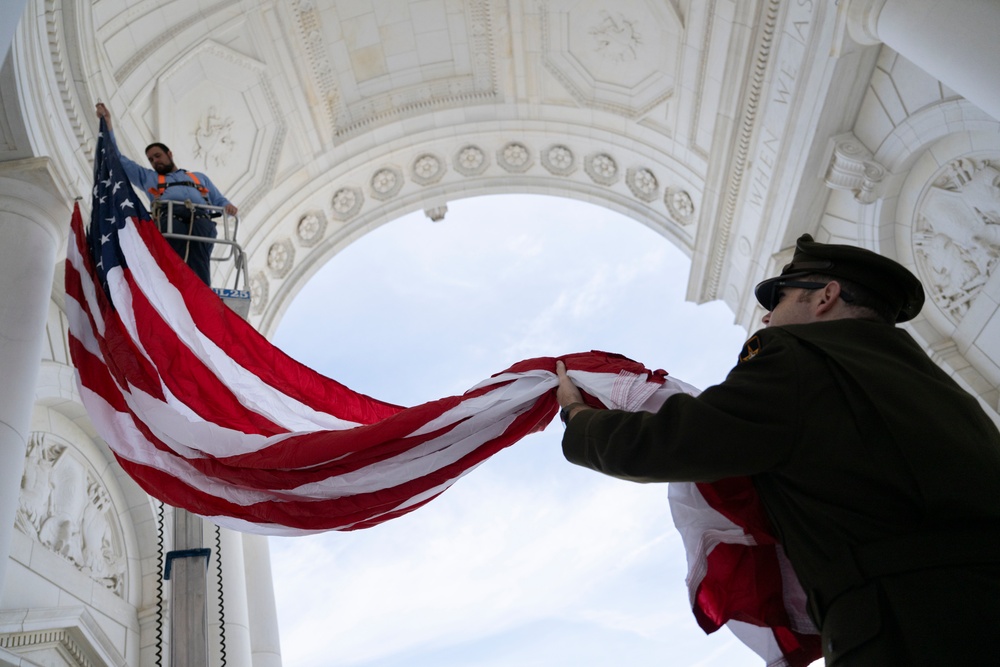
left=95, top=103, right=238, bottom=285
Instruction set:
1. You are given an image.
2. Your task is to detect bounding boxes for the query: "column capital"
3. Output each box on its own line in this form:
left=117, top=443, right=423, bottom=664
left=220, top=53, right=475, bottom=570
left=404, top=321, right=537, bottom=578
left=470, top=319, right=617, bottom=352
left=0, top=157, right=73, bottom=252
left=843, top=0, right=888, bottom=46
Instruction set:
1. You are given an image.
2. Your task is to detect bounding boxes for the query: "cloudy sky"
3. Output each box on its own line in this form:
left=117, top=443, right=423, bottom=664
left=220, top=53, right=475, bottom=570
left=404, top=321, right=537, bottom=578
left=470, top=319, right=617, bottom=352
left=268, top=194, right=787, bottom=667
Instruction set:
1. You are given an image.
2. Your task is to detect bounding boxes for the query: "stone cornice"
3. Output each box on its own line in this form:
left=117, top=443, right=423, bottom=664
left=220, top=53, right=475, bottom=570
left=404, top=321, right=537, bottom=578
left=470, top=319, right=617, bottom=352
left=702, top=0, right=780, bottom=300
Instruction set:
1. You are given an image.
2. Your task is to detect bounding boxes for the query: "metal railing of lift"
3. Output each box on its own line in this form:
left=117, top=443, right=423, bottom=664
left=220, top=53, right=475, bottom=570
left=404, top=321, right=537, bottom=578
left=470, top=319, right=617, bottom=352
left=151, top=199, right=248, bottom=291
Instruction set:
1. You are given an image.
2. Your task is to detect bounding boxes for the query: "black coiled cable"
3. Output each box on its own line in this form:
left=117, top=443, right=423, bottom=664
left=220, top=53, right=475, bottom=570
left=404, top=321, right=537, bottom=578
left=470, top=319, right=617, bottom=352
left=154, top=502, right=166, bottom=666
left=214, top=524, right=228, bottom=667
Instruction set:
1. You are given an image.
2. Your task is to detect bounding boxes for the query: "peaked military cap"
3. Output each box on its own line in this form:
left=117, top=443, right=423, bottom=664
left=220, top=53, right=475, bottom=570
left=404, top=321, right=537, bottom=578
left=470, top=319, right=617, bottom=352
left=754, top=234, right=925, bottom=322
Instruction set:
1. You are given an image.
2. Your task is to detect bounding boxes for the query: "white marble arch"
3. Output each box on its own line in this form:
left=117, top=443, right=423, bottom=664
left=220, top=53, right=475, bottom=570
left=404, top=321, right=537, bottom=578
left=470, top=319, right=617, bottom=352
left=4, top=0, right=1000, bottom=664
left=246, top=127, right=705, bottom=337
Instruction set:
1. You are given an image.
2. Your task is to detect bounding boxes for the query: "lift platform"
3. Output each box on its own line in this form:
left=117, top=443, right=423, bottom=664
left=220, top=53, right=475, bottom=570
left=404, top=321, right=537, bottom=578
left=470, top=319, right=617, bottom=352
left=152, top=200, right=252, bottom=319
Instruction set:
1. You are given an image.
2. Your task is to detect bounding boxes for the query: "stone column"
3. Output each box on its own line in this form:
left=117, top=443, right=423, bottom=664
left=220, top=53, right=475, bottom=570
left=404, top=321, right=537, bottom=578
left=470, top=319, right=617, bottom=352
left=0, top=175, right=67, bottom=600
left=846, top=0, right=1000, bottom=121
left=243, top=534, right=283, bottom=667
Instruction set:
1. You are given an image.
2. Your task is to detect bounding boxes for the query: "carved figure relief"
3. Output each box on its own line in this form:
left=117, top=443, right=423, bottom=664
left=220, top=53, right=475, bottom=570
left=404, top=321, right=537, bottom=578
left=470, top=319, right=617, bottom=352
left=193, top=106, right=236, bottom=167
left=915, top=157, right=1000, bottom=323
left=590, top=11, right=641, bottom=63
left=17, top=433, right=126, bottom=597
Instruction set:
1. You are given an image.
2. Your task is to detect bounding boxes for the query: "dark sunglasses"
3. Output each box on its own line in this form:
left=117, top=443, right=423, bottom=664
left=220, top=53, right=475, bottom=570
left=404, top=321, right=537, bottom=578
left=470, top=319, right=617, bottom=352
left=760, top=280, right=855, bottom=311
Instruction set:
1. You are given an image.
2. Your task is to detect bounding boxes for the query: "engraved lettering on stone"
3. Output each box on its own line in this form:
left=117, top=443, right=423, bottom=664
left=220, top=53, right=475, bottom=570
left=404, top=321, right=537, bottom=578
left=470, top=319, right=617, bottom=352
left=193, top=106, right=236, bottom=168
left=541, top=145, right=575, bottom=175
left=749, top=125, right=781, bottom=210
left=584, top=153, right=619, bottom=185
left=371, top=167, right=404, bottom=200
left=590, top=11, right=641, bottom=62
left=665, top=187, right=696, bottom=224
left=498, top=142, right=531, bottom=173
left=412, top=154, right=445, bottom=186
left=455, top=145, right=488, bottom=176
left=296, top=212, right=326, bottom=247
left=626, top=167, right=658, bottom=202
left=266, top=239, right=295, bottom=278
left=331, top=187, right=364, bottom=220
left=17, top=433, right=126, bottom=597
left=915, top=157, right=1000, bottom=322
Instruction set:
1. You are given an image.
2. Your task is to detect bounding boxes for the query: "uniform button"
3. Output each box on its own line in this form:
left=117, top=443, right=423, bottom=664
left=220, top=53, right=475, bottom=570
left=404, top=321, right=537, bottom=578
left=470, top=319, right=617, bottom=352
left=827, top=638, right=835, bottom=654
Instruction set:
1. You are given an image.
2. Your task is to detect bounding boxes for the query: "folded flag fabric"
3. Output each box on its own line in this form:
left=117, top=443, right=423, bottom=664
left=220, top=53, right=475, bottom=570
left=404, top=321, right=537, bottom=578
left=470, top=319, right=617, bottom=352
left=65, top=119, right=819, bottom=666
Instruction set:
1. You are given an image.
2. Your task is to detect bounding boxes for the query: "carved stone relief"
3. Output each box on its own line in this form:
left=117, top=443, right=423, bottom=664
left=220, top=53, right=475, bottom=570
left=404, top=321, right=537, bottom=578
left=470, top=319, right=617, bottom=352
left=914, top=157, right=1000, bottom=323
left=250, top=271, right=270, bottom=315
left=497, top=142, right=532, bottom=173
left=540, top=0, right=680, bottom=117
left=824, top=133, right=886, bottom=204
left=331, top=187, right=364, bottom=221
left=370, top=167, right=404, bottom=201
left=541, top=144, right=576, bottom=176
left=192, top=106, right=236, bottom=168
left=266, top=239, right=296, bottom=279
left=17, top=433, right=126, bottom=598
left=296, top=212, right=327, bottom=247
left=425, top=205, right=449, bottom=222
left=584, top=152, right=619, bottom=185
left=590, top=11, right=642, bottom=63
left=665, top=186, right=696, bottom=224
left=412, top=154, right=446, bottom=186
left=626, top=167, right=659, bottom=202
left=455, top=145, right=489, bottom=176
left=296, top=140, right=697, bottom=270
left=153, top=41, right=285, bottom=213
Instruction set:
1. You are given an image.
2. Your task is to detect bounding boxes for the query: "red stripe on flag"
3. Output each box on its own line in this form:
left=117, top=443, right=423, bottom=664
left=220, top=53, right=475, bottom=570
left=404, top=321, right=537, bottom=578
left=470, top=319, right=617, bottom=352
left=131, top=220, right=402, bottom=425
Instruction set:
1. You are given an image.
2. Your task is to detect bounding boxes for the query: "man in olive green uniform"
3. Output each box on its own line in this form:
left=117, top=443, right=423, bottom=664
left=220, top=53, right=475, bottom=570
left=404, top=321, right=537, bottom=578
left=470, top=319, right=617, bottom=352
left=556, top=234, right=1000, bottom=666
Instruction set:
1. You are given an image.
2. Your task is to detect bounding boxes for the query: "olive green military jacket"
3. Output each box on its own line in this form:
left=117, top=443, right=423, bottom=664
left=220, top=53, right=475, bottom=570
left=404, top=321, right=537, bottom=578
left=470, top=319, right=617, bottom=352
left=563, top=318, right=1000, bottom=665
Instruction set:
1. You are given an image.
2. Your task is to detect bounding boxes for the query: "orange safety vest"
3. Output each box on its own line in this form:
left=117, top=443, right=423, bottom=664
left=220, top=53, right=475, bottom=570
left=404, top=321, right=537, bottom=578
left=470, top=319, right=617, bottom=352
left=147, top=171, right=210, bottom=201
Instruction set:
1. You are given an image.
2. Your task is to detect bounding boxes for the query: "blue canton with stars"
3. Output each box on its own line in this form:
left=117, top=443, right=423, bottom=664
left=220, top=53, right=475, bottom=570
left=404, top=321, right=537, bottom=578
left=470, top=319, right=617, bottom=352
left=89, top=118, right=151, bottom=297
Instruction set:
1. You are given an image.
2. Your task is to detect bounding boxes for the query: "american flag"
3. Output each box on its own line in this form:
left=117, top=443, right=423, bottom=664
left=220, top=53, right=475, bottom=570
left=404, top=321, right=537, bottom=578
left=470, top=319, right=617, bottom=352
left=65, top=119, right=818, bottom=665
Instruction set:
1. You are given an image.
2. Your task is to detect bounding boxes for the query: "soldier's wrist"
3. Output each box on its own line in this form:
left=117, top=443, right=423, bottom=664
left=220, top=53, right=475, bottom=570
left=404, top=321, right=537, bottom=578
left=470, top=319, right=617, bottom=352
left=560, top=402, right=588, bottom=425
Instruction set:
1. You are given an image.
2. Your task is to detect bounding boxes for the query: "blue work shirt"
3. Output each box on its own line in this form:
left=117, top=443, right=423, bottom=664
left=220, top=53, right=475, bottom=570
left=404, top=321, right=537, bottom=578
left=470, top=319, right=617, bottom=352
left=110, top=131, right=233, bottom=209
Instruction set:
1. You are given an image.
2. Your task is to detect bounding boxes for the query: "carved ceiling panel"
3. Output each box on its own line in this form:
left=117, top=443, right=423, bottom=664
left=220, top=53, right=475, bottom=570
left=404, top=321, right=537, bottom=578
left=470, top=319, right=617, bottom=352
left=153, top=40, right=284, bottom=212
left=540, top=0, right=683, bottom=117
left=286, top=0, right=499, bottom=142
